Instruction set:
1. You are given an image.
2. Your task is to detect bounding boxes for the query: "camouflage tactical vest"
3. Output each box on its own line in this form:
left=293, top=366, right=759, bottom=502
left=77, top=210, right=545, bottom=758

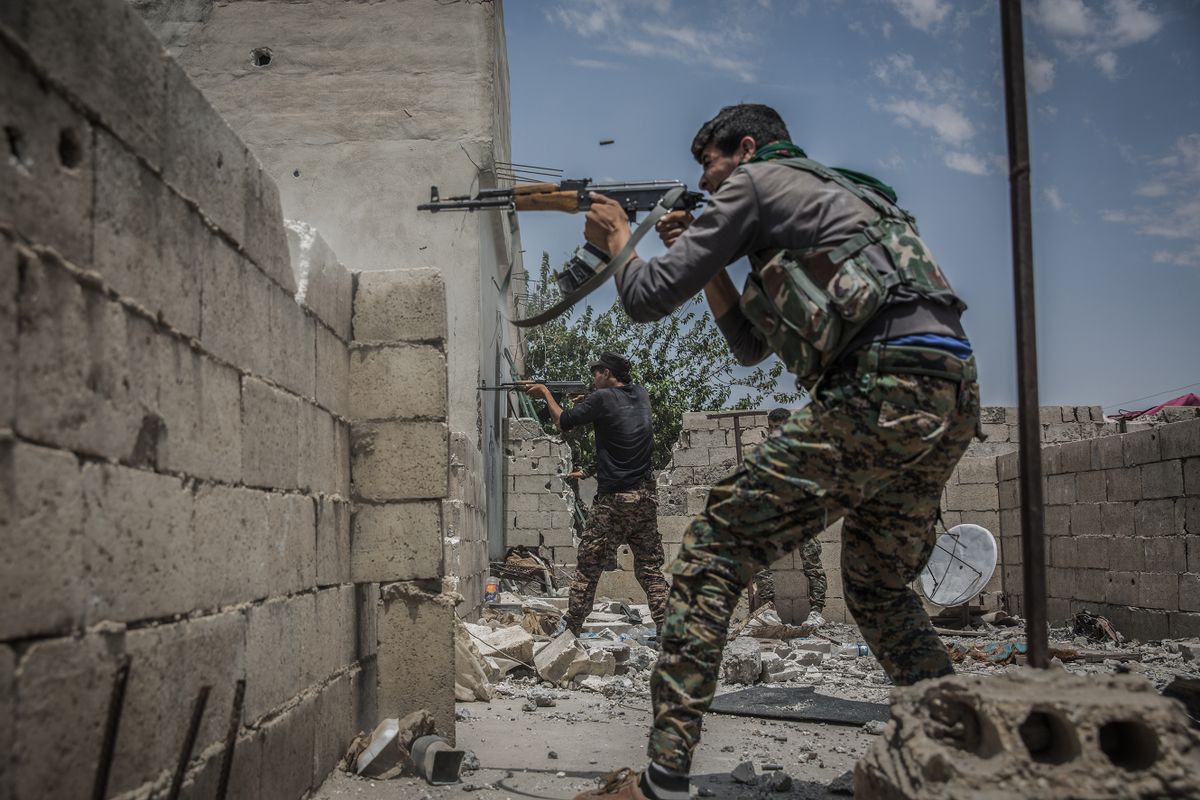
left=738, top=157, right=966, bottom=387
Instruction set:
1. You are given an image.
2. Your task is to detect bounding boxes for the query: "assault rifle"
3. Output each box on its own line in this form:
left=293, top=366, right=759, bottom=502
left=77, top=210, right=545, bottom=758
left=418, top=179, right=705, bottom=327
left=478, top=380, right=588, bottom=397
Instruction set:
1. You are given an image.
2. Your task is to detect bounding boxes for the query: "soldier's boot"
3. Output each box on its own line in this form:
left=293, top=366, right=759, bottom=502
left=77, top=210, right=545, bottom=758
left=572, top=768, right=648, bottom=799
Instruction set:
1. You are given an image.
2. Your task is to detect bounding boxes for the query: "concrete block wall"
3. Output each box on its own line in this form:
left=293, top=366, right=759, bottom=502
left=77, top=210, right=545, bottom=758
left=998, top=418, right=1200, bottom=641
left=445, top=431, right=490, bottom=617
left=349, top=268, right=456, bottom=739
left=503, top=418, right=579, bottom=573
left=968, top=405, right=1119, bottom=456
left=0, top=2, right=366, bottom=797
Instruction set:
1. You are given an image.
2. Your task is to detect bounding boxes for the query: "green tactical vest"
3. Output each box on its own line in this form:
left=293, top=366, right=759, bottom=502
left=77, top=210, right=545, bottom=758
left=738, top=157, right=966, bottom=388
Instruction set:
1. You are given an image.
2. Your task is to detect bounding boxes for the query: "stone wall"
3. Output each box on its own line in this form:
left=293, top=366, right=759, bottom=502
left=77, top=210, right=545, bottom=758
left=503, top=418, right=579, bottom=575
left=0, top=2, right=454, bottom=797
left=133, top=0, right=520, bottom=610
left=999, top=417, right=1200, bottom=641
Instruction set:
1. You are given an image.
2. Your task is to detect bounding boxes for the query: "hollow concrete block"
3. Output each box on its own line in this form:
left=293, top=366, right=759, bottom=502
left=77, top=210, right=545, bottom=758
left=241, top=376, right=300, bottom=490
left=375, top=583, right=456, bottom=742
left=353, top=268, right=447, bottom=344
left=350, top=421, right=447, bottom=502
left=0, top=42, right=95, bottom=269
left=352, top=500, right=443, bottom=583
left=855, top=669, right=1200, bottom=799
left=349, top=345, right=447, bottom=421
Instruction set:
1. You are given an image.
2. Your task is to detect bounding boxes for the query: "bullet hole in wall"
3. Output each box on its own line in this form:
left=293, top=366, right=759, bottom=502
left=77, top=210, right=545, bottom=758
left=252, top=47, right=273, bottom=68
left=293, top=169, right=301, bottom=178
left=58, top=128, right=82, bottom=169
left=5, top=125, right=25, bottom=162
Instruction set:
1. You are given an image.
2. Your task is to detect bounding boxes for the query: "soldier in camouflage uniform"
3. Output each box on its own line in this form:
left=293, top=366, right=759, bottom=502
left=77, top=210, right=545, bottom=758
left=573, top=104, right=979, bottom=800
left=525, top=353, right=669, bottom=636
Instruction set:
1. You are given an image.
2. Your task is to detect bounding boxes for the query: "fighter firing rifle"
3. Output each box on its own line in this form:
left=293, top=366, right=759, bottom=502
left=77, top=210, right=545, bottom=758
left=418, top=179, right=705, bottom=327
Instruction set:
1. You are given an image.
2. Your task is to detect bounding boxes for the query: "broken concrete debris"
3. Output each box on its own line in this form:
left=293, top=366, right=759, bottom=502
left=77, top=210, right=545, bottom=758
left=352, top=710, right=437, bottom=779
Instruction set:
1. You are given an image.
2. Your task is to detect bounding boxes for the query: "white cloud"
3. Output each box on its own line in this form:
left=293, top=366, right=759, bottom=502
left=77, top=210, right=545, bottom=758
left=1029, top=0, right=1093, bottom=37
left=1028, top=0, right=1163, bottom=79
left=944, top=152, right=989, bottom=175
left=887, top=0, right=952, bottom=32
left=1103, top=135, right=1200, bottom=267
left=1094, top=51, right=1119, bottom=79
left=550, top=0, right=761, bottom=82
left=1044, top=186, right=1065, bottom=210
left=882, top=100, right=975, bottom=148
left=881, top=21, right=893, bottom=39
left=569, top=58, right=625, bottom=70
left=1026, top=53, right=1057, bottom=93
left=1135, top=181, right=1169, bottom=198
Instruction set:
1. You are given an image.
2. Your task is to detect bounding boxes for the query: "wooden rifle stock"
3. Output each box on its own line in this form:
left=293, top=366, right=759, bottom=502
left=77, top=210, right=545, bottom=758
left=514, top=191, right=583, bottom=213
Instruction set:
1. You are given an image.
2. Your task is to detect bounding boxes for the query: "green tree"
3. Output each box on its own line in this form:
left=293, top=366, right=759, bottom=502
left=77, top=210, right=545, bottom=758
left=519, top=252, right=800, bottom=471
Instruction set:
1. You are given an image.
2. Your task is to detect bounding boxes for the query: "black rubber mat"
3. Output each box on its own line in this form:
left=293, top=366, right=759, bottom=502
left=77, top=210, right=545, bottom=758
left=709, top=686, right=889, bottom=726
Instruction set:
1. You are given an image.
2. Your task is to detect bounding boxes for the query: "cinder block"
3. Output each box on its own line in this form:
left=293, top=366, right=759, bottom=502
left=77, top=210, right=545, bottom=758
left=0, top=441, right=86, bottom=640
left=268, top=494, right=317, bottom=594
left=979, top=423, right=1008, bottom=442
left=1074, top=536, right=1108, bottom=569
left=316, top=496, right=351, bottom=587
left=351, top=422, right=447, bottom=501
left=1049, top=537, right=1075, bottom=568
left=0, top=237, right=13, bottom=431
left=376, top=583, right=456, bottom=739
left=997, top=451, right=1019, bottom=481
left=670, top=447, right=710, bottom=468
left=266, top=285, right=316, bottom=400
left=1105, top=467, right=1142, bottom=502
left=1070, top=504, right=1101, bottom=538
left=955, top=457, right=998, bottom=485
left=296, top=401, right=339, bottom=495
left=312, top=586, right=357, bottom=685
left=1044, top=505, right=1071, bottom=536
left=0, top=43, right=94, bottom=267
left=1185, top=458, right=1200, bottom=497
left=1161, top=419, right=1200, bottom=461
left=1126, top=607, right=1170, bottom=641
left=11, top=633, right=121, bottom=800
left=349, top=345, right=447, bottom=421
left=242, top=162, right=297, bottom=294
left=245, top=593, right=316, bottom=722
left=315, top=325, right=350, bottom=418
left=1136, top=573, right=1179, bottom=610
left=944, top=483, right=999, bottom=511
left=1142, top=460, right=1184, bottom=499
left=354, top=269, right=447, bottom=343
left=241, top=376, right=300, bottom=490
left=1169, top=611, right=1200, bottom=639
left=1101, top=502, right=1135, bottom=537
left=1105, top=571, right=1139, bottom=606
left=1135, top=499, right=1182, bottom=538
left=685, top=486, right=710, bottom=515
left=1143, top=536, right=1186, bottom=574
left=1046, top=474, right=1075, bottom=505
left=162, top=59, right=249, bottom=248
left=1041, top=447, right=1062, bottom=475
left=1180, top=573, right=1200, bottom=612
left=313, top=670, right=359, bottom=787
left=287, top=221, right=352, bottom=341
left=1108, top=536, right=1146, bottom=572
left=685, top=429, right=728, bottom=449
left=257, top=693, right=316, bottom=799
left=1093, top=435, right=1124, bottom=469
left=1075, top=470, right=1106, bottom=504
left=16, top=250, right=145, bottom=459
left=351, top=501, right=442, bottom=582
left=155, top=333, right=242, bottom=483
left=0, top=643, right=11, bottom=799
left=199, top=237, right=272, bottom=377
left=94, top=131, right=202, bottom=338
left=1057, top=440, right=1092, bottom=473
left=1188, top=498, right=1200, bottom=536
left=112, top=611, right=246, bottom=796
left=681, top=411, right=719, bottom=430
left=191, top=484, right=271, bottom=607
left=1123, top=429, right=1161, bottom=466
left=1043, top=423, right=1083, bottom=445
left=659, top=515, right=693, bottom=544
left=82, top=462, right=193, bottom=623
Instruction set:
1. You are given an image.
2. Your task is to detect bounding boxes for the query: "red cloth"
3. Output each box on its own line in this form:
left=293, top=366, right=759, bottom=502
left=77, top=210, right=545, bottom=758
left=1110, top=392, right=1200, bottom=421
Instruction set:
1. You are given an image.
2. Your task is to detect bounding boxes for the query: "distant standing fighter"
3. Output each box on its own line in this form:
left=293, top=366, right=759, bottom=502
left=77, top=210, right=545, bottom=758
left=524, top=353, right=669, bottom=636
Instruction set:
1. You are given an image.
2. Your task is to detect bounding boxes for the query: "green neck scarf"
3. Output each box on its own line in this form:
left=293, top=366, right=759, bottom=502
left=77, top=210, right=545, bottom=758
left=746, top=140, right=899, bottom=204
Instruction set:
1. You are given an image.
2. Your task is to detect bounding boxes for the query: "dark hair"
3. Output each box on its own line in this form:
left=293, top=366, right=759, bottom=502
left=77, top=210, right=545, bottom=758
left=691, top=104, right=791, bottom=163
left=767, top=407, right=791, bottom=424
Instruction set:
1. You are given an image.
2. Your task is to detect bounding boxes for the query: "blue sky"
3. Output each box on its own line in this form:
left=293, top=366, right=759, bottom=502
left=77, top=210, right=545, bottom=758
left=502, top=0, right=1200, bottom=412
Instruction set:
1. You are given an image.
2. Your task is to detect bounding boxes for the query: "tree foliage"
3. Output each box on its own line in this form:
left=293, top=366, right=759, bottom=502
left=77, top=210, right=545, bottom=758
left=519, top=253, right=801, bottom=471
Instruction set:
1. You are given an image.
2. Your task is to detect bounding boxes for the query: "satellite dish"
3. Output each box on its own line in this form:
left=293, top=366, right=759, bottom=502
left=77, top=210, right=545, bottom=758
left=920, top=524, right=997, bottom=607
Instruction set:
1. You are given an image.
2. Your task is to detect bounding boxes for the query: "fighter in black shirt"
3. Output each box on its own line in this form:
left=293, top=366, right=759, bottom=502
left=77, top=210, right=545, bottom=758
left=524, top=353, right=670, bottom=635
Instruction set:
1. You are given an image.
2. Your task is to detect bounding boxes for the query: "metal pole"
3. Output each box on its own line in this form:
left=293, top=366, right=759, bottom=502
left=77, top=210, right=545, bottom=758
left=1000, top=0, right=1049, bottom=669
left=167, top=685, right=211, bottom=800
left=92, top=657, right=131, bottom=800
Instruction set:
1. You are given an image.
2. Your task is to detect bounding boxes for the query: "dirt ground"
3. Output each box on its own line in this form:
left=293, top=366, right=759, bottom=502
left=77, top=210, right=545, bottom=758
left=314, top=690, right=872, bottom=800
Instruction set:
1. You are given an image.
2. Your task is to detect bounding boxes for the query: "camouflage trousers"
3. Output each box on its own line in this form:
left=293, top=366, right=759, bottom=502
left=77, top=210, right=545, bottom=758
left=565, top=483, right=670, bottom=633
left=752, top=537, right=826, bottom=609
left=649, top=347, right=980, bottom=773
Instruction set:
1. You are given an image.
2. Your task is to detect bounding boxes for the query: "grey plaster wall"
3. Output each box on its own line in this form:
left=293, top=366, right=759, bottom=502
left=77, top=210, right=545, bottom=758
left=133, top=0, right=522, bottom=576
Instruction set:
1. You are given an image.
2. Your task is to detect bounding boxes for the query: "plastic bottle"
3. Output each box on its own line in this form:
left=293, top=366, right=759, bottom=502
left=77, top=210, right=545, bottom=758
left=835, top=642, right=870, bottom=657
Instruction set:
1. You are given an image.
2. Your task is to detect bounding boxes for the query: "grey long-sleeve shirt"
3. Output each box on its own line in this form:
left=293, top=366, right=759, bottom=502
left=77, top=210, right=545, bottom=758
left=614, top=160, right=966, bottom=365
